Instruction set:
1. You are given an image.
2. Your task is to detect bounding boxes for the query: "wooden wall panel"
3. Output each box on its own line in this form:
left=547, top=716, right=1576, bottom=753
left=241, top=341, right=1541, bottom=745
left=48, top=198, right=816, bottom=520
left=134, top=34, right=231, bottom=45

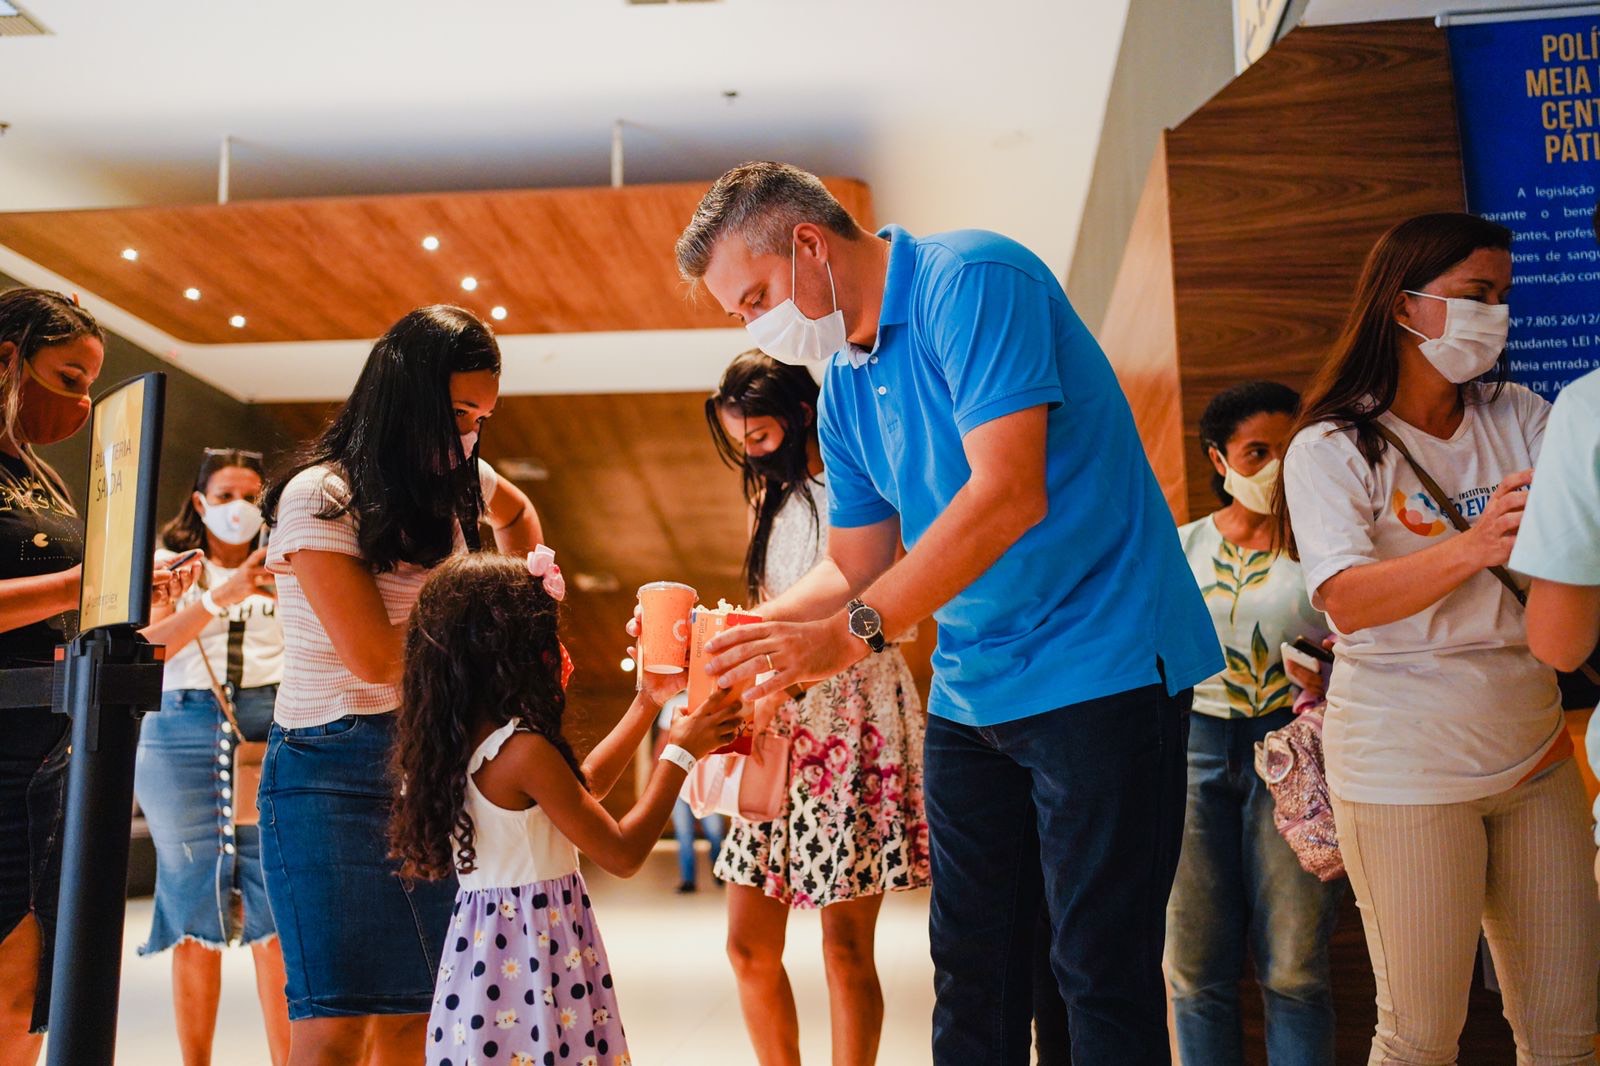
left=260, top=392, right=936, bottom=755
left=1099, top=141, right=1186, bottom=520
left=1166, top=18, right=1465, bottom=520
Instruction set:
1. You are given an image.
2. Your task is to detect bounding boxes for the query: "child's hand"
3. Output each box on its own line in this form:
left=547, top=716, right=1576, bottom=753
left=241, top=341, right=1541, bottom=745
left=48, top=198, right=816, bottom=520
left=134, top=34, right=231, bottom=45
left=631, top=644, right=686, bottom=708
left=668, top=686, right=745, bottom=760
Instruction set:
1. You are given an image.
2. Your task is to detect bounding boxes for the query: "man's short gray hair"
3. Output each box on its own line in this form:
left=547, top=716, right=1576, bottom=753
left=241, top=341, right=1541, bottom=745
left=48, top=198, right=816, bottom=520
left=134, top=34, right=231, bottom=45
left=675, top=161, right=860, bottom=281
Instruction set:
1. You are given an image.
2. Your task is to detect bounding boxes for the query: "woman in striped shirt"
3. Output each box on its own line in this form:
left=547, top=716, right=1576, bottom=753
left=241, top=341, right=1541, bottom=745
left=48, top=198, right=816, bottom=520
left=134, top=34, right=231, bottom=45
left=258, top=305, right=541, bottom=1066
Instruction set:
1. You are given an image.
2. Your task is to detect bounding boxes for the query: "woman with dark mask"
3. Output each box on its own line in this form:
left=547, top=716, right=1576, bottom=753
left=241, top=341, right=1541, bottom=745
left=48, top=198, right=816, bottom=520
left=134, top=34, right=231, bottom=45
left=0, top=288, right=199, bottom=1065
left=259, top=305, right=541, bottom=1066
left=706, top=351, right=929, bottom=1066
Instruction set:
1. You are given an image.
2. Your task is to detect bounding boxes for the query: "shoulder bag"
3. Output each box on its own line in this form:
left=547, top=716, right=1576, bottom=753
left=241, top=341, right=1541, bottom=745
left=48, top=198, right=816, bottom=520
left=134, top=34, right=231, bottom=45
left=195, top=640, right=265, bottom=828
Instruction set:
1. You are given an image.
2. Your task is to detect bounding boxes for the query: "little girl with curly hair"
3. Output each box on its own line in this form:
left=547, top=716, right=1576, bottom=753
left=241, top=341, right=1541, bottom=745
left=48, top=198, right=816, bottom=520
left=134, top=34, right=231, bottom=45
left=388, top=549, right=742, bottom=1066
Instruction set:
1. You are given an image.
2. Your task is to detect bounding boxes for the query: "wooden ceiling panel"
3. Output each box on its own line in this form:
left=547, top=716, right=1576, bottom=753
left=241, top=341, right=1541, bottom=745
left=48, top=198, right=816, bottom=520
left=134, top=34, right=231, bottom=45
left=0, top=179, right=873, bottom=344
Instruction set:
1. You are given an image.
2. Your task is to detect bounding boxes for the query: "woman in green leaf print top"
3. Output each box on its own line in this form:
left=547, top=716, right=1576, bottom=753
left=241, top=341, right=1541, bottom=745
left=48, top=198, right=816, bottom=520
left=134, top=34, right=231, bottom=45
left=1164, top=381, right=1345, bottom=1066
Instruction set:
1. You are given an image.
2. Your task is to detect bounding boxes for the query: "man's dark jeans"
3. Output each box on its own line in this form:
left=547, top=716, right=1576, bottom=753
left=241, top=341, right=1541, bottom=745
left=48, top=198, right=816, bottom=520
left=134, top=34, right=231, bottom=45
left=926, top=678, right=1192, bottom=1065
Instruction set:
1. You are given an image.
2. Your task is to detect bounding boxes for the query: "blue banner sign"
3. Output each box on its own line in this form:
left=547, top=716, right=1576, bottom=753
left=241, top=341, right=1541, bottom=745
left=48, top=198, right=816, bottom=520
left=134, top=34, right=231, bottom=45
left=1450, top=13, right=1600, bottom=399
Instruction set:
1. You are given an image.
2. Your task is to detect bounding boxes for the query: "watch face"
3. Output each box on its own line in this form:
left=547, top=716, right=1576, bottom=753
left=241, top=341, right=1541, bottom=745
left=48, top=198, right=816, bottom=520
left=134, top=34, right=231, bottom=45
left=849, top=604, right=882, bottom=638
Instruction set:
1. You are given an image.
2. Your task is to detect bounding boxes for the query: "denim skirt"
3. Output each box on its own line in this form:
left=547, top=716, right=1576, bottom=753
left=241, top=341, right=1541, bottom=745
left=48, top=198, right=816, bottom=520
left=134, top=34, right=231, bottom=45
left=259, top=712, right=456, bottom=1020
left=134, top=686, right=278, bottom=954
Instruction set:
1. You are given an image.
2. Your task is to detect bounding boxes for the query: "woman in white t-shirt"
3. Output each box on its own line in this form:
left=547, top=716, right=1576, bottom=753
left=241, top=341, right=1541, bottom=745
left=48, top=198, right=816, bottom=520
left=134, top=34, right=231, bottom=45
left=137, top=447, right=287, bottom=1066
left=1279, top=213, right=1600, bottom=1062
left=257, top=306, right=542, bottom=1066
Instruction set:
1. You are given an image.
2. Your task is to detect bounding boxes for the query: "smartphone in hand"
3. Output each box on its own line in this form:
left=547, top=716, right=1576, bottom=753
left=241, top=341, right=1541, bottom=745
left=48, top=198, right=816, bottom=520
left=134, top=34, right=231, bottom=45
left=1281, top=637, right=1333, bottom=675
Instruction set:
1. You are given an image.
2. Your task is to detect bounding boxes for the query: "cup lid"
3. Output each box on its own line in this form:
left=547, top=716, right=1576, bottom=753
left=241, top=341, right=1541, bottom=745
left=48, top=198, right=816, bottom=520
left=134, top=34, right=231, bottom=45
left=638, top=581, right=698, bottom=595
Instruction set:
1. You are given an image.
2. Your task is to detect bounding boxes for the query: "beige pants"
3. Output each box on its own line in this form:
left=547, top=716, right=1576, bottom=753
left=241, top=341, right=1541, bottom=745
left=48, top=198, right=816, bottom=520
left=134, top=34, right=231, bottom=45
left=1333, top=760, right=1600, bottom=1065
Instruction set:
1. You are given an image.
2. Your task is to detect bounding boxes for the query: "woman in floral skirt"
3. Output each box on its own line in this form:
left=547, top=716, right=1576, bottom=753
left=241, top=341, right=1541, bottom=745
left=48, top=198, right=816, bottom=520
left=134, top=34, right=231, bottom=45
left=705, top=351, right=929, bottom=1066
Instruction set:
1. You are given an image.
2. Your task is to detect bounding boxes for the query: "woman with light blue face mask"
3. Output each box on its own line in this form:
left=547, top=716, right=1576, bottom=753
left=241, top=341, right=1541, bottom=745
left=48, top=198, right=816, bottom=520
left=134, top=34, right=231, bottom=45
left=137, top=447, right=290, bottom=1066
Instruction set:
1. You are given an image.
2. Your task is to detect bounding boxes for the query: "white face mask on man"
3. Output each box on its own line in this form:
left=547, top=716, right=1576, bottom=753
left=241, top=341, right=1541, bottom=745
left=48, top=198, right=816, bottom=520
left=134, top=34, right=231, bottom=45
left=1397, top=291, right=1509, bottom=383
left=200, top=498, right=264, bottom=546
left=744, top=243, right=849, bottom=366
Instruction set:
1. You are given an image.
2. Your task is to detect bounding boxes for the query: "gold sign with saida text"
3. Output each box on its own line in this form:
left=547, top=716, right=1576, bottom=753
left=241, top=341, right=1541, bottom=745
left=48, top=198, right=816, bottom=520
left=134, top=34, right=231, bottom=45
left=79, top=378, right=145, bottom=630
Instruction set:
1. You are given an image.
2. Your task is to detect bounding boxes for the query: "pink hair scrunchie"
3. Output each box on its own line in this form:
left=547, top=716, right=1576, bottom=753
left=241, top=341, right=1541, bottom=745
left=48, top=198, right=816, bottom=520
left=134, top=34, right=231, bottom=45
left=526, top=544, right=566, bottom=602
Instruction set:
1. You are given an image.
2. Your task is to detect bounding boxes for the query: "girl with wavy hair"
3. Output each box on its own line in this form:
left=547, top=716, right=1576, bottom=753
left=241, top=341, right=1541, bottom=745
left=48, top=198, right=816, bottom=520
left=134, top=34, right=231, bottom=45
left=388, top=551, right=742, bottom=1066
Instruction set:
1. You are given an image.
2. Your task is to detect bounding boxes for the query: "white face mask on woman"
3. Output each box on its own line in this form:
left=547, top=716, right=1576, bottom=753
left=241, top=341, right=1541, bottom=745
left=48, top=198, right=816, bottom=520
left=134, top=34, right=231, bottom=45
left=200, top=498, right=263, bottom=546
left=1221, top=458, right=1280, bottom=515
left=744, top=244, right=848, bottom=366
left=1397, top=291, right=1509, bottom=383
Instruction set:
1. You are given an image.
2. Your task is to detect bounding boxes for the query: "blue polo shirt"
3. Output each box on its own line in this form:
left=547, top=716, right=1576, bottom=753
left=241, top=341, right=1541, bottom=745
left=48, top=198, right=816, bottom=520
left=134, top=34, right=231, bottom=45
left=819, top=226, right=1221, bottom=726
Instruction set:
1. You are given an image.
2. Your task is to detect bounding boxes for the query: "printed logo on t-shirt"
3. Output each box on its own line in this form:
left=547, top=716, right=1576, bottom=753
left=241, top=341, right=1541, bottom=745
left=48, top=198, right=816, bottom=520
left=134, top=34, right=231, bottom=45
left=1451, top=486, right=1493, bottom=520
left=0, top=475, right=72, bottom=517
left=1391, top=490, right=1448, bottom=537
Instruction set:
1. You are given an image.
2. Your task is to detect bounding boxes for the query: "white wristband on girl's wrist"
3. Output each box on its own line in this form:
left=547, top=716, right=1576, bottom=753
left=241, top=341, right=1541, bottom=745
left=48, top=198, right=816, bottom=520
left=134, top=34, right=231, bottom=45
left=199, top=588, right=229, bottom=619
left=659, top=744, right=696, bottom=774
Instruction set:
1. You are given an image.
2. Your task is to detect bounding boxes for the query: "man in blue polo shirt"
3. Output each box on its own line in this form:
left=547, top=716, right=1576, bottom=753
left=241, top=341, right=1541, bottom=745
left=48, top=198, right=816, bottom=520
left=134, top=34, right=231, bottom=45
left=680, top=162, right=1221, bottom=1064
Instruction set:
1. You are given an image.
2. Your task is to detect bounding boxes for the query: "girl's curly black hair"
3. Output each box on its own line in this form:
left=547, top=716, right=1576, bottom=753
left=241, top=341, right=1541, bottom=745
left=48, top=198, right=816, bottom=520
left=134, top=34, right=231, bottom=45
left=388, top=552, right=584, bottom=881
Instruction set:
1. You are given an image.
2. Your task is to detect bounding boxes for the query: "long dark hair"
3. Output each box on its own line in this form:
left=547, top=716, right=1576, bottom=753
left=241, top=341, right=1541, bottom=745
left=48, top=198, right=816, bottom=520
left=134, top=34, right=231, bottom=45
left=389, top=553, right=584, bottom=881
left=0, top=288, right=103, bottom=513
left=1273, top=213, right=1512, bottom=553
left=159, top=448, right=266, bottom=553
left=262, top=306, right=499, bottom=573
left=1198, top=381, right=1300, bottom=506
left=704, top=350, right=820, bottom=602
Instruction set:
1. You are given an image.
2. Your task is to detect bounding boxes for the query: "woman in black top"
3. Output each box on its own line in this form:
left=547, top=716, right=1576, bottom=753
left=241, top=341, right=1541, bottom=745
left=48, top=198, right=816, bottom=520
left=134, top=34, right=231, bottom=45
left=0, top=289, right=195, bottom=1062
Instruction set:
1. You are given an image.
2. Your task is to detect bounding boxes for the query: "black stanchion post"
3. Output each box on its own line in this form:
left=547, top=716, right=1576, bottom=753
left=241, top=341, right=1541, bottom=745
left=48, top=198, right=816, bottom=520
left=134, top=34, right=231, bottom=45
left=37, top=370, right=166, bottom=1064
left=45, top=627, right=163, bottom=1066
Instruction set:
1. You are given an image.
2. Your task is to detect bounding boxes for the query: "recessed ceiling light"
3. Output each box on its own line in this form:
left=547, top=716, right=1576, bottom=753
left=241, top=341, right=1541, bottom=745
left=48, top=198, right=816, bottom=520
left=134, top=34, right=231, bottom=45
left=620, top=656, right=636, bottom=673
left=421, top=235, right=440, bottom=251
left=120, top=248, right=138, bottom=262
left=183, top=288, right=201, bottom=301
left=229, top=315, right=246, bottom=328
left=490, top=306, right=507, bottom=321
left=460, top=276, right=478, bottom=292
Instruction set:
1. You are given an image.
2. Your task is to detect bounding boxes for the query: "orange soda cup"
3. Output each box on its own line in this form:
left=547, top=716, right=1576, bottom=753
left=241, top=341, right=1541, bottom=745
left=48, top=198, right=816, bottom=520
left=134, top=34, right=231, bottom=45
left=637, top=582, right=697, bottom=674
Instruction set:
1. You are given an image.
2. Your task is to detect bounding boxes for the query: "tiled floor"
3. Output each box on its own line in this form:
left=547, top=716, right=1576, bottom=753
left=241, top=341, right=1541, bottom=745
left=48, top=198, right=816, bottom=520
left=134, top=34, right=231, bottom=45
left=66, top=843, right=935, bottom=1065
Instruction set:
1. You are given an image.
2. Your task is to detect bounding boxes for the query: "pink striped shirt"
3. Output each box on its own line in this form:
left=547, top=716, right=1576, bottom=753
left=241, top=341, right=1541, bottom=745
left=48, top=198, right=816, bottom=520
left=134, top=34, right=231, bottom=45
left=266, top=462, right=494, bottom=728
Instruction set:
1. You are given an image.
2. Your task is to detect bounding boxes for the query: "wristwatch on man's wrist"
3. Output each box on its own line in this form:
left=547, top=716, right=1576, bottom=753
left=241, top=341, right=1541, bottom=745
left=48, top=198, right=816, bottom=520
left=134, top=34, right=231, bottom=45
left=846, top=598, right=887, bottom=653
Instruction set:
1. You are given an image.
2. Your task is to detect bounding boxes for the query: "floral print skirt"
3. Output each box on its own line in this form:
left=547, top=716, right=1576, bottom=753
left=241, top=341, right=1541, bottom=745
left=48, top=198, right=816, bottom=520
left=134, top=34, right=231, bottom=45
left=427, top=871, right=630, bottom=1066
left=714, top=647, right=931, bottom=908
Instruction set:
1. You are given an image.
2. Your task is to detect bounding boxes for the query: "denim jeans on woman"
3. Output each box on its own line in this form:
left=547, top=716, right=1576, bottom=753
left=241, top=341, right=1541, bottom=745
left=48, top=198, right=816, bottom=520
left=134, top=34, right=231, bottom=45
left=925, top=676, right=1191, bottom=1066
left=670, top=799, right=724, bottom=887
left=1165, top=708, right=1344, bottom=1066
